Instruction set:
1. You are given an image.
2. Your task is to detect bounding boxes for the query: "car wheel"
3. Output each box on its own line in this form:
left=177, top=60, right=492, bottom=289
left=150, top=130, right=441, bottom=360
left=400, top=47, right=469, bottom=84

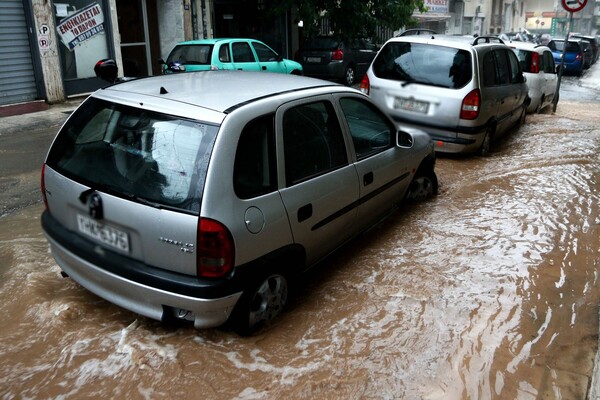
left=518, top=105, right=527, bottom=126
left=479, top=126, right=494, bottom=157
left=405, top=169, right=438, bottom=202
left=343, top=65, right=356, bottom=86
left=535, top=96, right=543, bottom=114
left=229, top=272, right=288, bottom=335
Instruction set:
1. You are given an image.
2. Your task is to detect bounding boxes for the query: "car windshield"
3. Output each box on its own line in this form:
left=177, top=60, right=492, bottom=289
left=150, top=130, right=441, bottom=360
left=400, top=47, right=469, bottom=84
left=46, top=98, right=219, bottom=212
left=166, top=44, right=213, bottom=65
left=372, top=42, right=472, bottom=89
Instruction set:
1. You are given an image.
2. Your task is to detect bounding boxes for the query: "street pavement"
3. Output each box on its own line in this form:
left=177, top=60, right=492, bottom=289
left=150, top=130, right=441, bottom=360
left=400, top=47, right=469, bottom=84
left=1, top=88, right=599, bottom=399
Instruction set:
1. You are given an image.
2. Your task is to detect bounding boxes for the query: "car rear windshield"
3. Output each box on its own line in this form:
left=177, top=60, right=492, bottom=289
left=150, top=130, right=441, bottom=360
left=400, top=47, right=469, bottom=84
left=167, top=44, right=213, bottom=65
left=550, top=41, right=580, bottom=53
left=372, top=42, right=472, bottom=89
left=303, top=37, right=341, bottom=50
left=46, top=97, right=219, bottom=213
left=513, top=49, right=534, bottom=73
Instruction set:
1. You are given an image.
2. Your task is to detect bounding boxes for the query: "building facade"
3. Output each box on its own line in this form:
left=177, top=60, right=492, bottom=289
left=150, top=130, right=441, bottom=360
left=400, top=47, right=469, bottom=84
left=0, top=0, right=298, bottom=107
left=1, top=0, right=598, bottom=109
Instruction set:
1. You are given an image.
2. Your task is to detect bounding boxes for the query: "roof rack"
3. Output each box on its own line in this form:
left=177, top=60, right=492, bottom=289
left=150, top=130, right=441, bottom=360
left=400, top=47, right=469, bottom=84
left=473, top=36, right=505, bottom=45
left=396, top=28, right=437, bottom=37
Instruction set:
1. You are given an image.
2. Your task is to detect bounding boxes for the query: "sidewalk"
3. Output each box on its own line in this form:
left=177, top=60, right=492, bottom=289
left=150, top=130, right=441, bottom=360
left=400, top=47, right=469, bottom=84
left=0, top=97, right=84, bottom=136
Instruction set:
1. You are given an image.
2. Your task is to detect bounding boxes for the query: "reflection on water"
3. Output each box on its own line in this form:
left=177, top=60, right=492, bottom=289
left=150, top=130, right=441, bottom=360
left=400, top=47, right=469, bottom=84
left=1, top=104, right=599, bottom=399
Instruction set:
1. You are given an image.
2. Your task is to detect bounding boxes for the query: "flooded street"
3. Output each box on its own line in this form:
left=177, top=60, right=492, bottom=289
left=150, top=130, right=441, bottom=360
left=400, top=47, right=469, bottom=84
left=1, top=71, right=600, bottom=399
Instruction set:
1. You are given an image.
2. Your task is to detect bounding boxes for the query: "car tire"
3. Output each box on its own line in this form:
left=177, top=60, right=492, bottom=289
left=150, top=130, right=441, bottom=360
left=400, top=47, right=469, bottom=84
left=405, top=169, right=438, bottom=202
left=479, top=126, right=495, bottom=157
left=228, top=271, right=289, bottom=335
left=518, top=105, right=527, bottom=126
left=343, top=65, right=356, bottom=86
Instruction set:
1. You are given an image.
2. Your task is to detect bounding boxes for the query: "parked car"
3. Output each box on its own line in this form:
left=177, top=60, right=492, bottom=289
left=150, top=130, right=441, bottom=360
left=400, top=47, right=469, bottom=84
left=41, top=69, right=437, bottom=334
left=499, top=31, right=536, bottom=43
left=160, top=38, right=303, bottom=75
left=548, top=39, right=585, bottom=76
left=571, top=34, right=599, bottom=64
left=580, top=40, right=593, bottom=69
left=508, top=41, right=558, bottom=113
left=296, top=36, right=379, bottom=86
left=360, top=35, right=529, bottom=155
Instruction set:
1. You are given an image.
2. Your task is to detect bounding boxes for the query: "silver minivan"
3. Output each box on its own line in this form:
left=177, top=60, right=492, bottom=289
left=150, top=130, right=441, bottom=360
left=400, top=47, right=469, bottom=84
left=360, top=35, right=530, bottom=155
left=41, top=71, right=437, bottom=334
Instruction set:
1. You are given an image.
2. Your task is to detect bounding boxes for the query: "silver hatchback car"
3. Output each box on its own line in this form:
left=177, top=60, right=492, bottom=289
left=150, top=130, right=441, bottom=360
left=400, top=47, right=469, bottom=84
left=360, top=35, right=529, bottom=155
left=41, top=71, right=437, bottom=333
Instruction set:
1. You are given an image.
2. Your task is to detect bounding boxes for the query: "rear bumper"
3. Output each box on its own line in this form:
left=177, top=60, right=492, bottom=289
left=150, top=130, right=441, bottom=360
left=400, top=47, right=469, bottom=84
left=302, top=61, right=345, bottom=80
left=393, top=118, right=485, bottom=154
left=41, top=211, right=242, bottom=328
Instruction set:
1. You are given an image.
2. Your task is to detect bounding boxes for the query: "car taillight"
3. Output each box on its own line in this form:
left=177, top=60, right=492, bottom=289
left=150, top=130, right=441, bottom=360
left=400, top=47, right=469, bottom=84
left=331, top=49, right=343, bottom=61
left=576, top=53, right=582, bottom=61
left=359, top=74, right=370, bottom=94
left=41, top=163, right=49, bottom=211
left=460, top=89, right=480, bottom=120
left=531, top=52, right=539, bottom=73
left=197, top=218, right=234, bottom=278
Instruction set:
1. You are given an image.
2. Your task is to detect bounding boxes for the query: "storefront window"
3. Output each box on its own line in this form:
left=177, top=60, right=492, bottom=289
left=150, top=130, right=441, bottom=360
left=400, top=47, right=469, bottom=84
left=55, top=1, right=110, bottom=80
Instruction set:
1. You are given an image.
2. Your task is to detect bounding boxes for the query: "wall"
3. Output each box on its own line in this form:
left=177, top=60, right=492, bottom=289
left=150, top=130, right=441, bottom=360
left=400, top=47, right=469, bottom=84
left=157, top=0, right=186, bottom=59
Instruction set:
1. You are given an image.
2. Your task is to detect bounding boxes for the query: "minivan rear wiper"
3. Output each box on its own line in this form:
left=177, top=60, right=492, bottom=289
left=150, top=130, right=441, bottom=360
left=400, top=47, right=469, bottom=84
left=401, top=78, right=450, bottom=89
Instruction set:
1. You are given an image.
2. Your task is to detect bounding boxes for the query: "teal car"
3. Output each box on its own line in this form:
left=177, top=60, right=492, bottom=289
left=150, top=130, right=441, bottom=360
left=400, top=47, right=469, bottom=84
left=162, top=38, right=303, bottom=75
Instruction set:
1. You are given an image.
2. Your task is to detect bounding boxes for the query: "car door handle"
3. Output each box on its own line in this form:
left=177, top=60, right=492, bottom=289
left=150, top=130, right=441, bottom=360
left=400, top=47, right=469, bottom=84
left=363, top=172, right=374, bottom=186
left=298, top=204, right=313, bottom=223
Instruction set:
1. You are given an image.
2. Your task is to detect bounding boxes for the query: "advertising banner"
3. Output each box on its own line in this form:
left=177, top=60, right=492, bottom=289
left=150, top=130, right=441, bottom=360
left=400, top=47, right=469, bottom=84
left=56, top=3, right=105, bottom=50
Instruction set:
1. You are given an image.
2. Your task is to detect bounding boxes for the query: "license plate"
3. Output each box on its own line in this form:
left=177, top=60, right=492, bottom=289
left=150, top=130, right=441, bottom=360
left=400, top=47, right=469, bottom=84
left=394, top=97, right=429, bottom=113
left=77, top=214, right=130, bottom=252
left=306, top=56, right=321, bottom=63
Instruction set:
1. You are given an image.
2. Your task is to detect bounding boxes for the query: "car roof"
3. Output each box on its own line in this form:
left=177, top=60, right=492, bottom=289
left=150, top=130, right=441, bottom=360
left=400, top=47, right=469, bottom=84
left=383, top=34, right=505, bottom=50
left=175, top=38, right=262, bottom=46
left=507, top=41, right=550, bottom=51
left=92, top=71, right=341, bottom=118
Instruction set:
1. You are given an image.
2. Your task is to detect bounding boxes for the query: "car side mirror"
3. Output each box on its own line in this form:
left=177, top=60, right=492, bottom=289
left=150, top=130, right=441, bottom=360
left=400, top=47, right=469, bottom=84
left=397, top=130, right=414, bottom=148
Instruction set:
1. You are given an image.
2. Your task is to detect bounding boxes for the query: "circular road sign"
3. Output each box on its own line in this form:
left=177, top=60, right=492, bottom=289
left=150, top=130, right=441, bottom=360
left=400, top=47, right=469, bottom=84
left=561, top=0, right=587, bottom=12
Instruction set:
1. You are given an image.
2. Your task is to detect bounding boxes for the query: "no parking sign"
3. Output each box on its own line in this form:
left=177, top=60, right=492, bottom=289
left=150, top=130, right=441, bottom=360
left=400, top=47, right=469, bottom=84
left=561, top=0, right=587, bottom=12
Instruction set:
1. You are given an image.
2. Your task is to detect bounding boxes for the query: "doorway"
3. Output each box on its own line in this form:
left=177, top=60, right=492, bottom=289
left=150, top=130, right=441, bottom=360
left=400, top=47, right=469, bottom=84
left=116, top=0, right=161, bottom=77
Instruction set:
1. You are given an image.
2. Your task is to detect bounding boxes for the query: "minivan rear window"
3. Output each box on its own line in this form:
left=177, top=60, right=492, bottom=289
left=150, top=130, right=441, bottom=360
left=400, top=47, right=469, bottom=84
left=46, top=98, right=219, bottom=212
left=167, top=44, right=213, bottom=65
left=372, top=42, right=472, bottom=89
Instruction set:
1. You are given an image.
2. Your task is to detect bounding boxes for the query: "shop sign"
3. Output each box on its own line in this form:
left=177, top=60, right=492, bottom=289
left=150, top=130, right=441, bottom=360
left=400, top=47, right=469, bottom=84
left=423, top=0, right=449, bottom=13
left=56, top=3, right=105, bottom=51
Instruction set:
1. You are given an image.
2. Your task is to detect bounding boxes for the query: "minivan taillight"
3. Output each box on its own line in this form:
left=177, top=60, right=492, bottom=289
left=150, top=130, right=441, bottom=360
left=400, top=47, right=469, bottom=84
left=197, top=218, right=234, bottom=278
left=41, top=163, right=49, bottom=211
left=331, top=49, right=343, bottom=61
left=359, top=74, right=370, bottom=94
left=460, top=89, right=481, bottom=120
left=576, top=53, right=583, bottom=61
left=531, top=52, right=539, bottom=73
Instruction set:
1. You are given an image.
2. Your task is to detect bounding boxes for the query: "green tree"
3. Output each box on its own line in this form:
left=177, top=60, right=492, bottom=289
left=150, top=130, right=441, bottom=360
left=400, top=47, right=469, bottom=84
left=273, top=0, right=427, bottom=39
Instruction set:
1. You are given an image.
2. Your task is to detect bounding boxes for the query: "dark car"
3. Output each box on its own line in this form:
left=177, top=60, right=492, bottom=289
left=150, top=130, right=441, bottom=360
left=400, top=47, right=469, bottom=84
left=571, top=34, right=599, bottom=64
left=296, top=36, right=379, bottom=86
left=549, top=39, right=585, bottom=76
left=580, top=40, right=593, bottom=69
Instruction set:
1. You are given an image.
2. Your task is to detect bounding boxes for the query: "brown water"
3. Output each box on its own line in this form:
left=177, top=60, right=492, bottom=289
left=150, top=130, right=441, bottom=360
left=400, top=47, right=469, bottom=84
left=1, top=102, right=599, bottom=399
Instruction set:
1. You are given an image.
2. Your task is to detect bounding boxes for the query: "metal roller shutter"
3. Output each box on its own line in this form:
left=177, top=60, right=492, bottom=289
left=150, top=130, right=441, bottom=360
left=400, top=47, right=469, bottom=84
left=0, top=0, right=38, bottom=106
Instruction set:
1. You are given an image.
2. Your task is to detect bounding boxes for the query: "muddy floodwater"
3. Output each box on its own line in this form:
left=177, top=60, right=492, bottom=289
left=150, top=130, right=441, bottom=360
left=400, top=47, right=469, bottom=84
left=1, top=100, right=599, bottom=399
